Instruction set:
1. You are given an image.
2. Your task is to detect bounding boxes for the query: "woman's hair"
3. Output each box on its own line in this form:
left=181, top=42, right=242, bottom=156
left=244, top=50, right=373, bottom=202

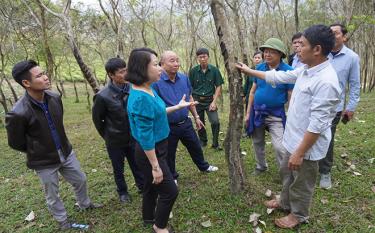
left=253, top=50, right=263, bottom=59
left=126, top=48, right=158, bottom=85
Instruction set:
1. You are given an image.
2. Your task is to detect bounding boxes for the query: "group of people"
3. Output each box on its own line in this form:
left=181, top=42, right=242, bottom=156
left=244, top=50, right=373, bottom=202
left=5, top=22, right=360, bottom=232
left=238, top=23, right=360, bottom=228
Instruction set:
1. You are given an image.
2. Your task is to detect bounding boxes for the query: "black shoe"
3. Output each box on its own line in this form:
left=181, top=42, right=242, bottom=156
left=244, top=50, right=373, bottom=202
left=252, top=168, right=267, bottom=176
left=119, top=193, right=132, bottom=203
left=211, top=145, right=223, bottom=151
left=59, top=220, right=72, bottom=230
left=74, top=202, right=104, bottom=211
left=143, top=219, right=155, bottom=227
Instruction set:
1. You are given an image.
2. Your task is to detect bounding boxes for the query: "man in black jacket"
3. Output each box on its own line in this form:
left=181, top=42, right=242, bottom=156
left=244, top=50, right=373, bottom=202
left=92, top=58, right=144, bottom=203
left=5, top=60, right=102, bottom=230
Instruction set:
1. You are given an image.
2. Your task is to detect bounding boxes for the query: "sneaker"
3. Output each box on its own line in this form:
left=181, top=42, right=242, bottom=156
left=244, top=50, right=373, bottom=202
left=320, top=173, right=332, bottom=189
left=205, top=165, right=219, bottom=172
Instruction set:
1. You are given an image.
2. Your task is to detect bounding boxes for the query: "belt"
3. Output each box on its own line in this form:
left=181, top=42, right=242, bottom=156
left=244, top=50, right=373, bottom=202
left=195, top=95, right=213, bottom=100
left=170, top=118, right=188, bottom=126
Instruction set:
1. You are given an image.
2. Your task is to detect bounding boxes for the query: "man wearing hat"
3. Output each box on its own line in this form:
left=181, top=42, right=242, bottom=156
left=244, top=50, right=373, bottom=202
left=244, top=38, right=294, bottom=175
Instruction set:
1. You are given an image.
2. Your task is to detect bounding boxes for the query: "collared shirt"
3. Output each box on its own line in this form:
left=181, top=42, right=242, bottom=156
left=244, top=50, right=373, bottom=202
left=28, top=93, right=62, bottom=151
left=265, top=60, right=341, bottom=160
left=291, top=54, right=305, bottom=69
left=127, top=87, right=170, bottom=150
left=254, top=61, right=294, bottom=108
left=189, top=64, right=224, bottom=97
left=152, top=71, right=192, bottom=124
left=328, top=45, right=360, bottom=112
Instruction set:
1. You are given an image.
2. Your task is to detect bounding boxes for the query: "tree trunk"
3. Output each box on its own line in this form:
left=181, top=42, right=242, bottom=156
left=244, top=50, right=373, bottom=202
left=4, top=76, right=18, bottom=102
left=210, top=0, right=245, bottom=194
left=294, top=0, right=299, bottom=33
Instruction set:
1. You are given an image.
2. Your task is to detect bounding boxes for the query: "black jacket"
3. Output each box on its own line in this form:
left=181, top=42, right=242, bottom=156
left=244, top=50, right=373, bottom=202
left=5, top=91, right=73, bottom=169
left=92, top=81, right=132, bottom=148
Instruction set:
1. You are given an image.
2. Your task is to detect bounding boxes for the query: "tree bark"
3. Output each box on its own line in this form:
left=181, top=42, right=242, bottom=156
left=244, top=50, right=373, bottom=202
left=294, top=0, right=299, bottom=33
left=210, top=0, right=245, bottom=194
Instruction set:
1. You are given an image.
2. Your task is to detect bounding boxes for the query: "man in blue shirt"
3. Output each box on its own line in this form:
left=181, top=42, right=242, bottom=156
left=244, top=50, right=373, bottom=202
left=153, top=51, right=218, bottom=182
left=319, top=23, right=361, bottom=189
left=244, top=38, right=294, bottom=175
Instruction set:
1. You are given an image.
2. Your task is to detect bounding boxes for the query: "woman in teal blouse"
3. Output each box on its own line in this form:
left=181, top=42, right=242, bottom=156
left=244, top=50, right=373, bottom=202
left=126, top=48, right=194, bottom=233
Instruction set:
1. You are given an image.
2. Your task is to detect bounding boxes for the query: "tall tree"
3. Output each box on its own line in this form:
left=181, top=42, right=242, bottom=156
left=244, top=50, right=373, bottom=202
left=210, top=0, right=245, bottom=194
left=37, top=0, right=100, bottom=93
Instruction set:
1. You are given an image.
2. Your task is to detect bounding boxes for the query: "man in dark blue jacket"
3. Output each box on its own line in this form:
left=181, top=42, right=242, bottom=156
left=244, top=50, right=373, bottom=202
left=92, top=58, right=144, bottom=202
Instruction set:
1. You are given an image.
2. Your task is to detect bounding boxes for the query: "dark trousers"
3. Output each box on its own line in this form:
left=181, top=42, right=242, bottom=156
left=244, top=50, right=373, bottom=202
left=134, top=139, right=178, bottom=229
left=168, top=118, right=210, bottom=179
left=106, top=145, right=144, bottom=195
left=196, top=103, right=220, bottom=147
left=319, top=112, right=342, bottom=174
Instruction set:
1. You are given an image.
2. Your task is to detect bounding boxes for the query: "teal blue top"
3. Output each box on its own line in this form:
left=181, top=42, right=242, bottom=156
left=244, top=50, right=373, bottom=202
left=127, top=87, right=170, bottom=150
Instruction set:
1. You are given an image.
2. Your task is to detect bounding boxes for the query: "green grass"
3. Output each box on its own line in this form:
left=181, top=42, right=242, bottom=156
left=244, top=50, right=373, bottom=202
left=0, top=84, right=374, bottom=233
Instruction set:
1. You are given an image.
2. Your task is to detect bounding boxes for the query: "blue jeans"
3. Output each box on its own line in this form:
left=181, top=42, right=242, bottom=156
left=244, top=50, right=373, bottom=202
left=168, top=118, right=210, bottom=179
left=106, top=145, right=144, bottom=195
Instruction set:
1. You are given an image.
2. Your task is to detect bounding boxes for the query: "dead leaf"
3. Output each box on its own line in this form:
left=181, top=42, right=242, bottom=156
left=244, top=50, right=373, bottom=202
left=340, top=153, right=348, bottom=158
left=241, top=151, right=247, bottom=156
left=372, top=186, right=375, bottom=193
left=368, top=158, right=374, bottom=164
left=321, top=198, right=328, bottom=204
left=265, top=141, right=271, bottom=145
left=353, top=171, right=362, bottom=176
left=169, top=211, right=173, bottom=219
left=259, top=220, right=266, bottom=227
left=249, top=213, right=261, bottom=226
left=349, top=164, right=356, bottom=170
left=265, top=189, right=272, bottom=197
left=266, top=208, right=274, bottom=214
left=25, top=211, right=35, bottom=222
left=91, top=169, right=97, bottom=173
left=201, top=220, right=212, bottom=228
left=254, top=227, right=262, bottom=233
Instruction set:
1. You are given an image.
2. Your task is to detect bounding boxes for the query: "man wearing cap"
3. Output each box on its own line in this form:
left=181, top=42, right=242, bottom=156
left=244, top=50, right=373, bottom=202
left=189, top=48, right=224, bottom=150
left=244, top=38, right=294, bottom=175
left=153, top=51, right=218, bottom=183
left=5, top=60, right=102, bottom=230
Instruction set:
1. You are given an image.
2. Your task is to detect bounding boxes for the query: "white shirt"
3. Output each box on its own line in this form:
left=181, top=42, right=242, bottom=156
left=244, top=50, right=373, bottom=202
left=291, top=54, right=305, bottom=69
left=265, top=60, right=341, bottom=160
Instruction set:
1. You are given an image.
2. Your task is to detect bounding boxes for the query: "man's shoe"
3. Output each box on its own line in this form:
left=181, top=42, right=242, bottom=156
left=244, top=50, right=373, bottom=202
left=252, top=168, right=267, bottom=176
left=119, top=193, right=132, bottom=203
left=211, top=145, right=223, bottom=151
left=59, top=220, right=72, bottom=230
left=75, top=202, right=104, bottom=211
left=205, top=165, right=219, bottom=172
left=320, top=173, right=332, bottom=189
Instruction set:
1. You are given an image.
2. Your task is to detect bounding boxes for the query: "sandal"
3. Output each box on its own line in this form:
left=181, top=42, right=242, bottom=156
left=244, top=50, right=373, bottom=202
left=264, top=199, right=281, bottom=209
left=274, top=214, right=300, bottom=229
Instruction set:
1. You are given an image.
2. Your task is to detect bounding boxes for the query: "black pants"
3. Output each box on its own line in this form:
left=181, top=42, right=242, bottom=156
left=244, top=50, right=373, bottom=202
left=135, top=139, right=178, bottom=229
left=106, top=145, right=144, bottom=195
left=319, top=111, right=342, bottom=174
left=168, top=118, right=209, bottom=179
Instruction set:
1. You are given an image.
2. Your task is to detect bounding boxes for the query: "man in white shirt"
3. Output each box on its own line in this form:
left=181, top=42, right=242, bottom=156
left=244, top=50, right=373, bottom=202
left=236, top=24, right=341, bottom=229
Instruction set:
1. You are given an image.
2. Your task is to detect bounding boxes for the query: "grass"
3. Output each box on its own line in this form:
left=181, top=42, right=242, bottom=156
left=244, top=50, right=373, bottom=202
left=0, top=83, right=374, bottom=233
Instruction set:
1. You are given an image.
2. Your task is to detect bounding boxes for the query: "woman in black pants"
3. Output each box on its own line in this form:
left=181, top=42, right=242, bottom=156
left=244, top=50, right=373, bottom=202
left=126, top=48, right=195, bottom=233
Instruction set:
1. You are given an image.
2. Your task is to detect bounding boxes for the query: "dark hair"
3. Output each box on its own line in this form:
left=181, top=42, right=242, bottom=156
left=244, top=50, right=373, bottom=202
left=253, top=50, right=263, bottom=58
left=329, top=23, right=348, bottom=35
left=196, top=48, right=209, bottom=56
left=12, top=60, right=38, bottom=87
left=105, top=58, right=126, bottom=75
left=292, top=32, right=303, bottom=42
left=303, top=25, right=335, bottom=56
left=126, top=47, right=158, bottom=85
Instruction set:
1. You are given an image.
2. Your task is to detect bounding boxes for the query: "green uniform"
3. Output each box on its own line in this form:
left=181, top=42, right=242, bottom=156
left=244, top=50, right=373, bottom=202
left=188, top=64, right=224, bottom=148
